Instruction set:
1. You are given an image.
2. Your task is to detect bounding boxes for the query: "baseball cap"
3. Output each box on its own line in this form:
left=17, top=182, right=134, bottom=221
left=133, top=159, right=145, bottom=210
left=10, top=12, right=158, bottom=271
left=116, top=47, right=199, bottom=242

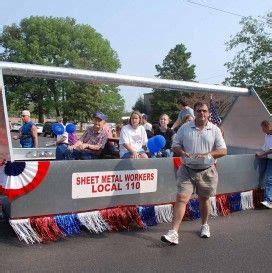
left=94, top=111, right=107, bottom=121
left=21, top=110, right=30, bottom=117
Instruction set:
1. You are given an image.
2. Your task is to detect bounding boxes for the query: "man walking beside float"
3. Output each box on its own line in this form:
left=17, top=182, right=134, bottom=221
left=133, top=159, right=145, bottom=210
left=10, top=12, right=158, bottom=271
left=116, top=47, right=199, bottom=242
left=161, top=102, right=227, bottom=245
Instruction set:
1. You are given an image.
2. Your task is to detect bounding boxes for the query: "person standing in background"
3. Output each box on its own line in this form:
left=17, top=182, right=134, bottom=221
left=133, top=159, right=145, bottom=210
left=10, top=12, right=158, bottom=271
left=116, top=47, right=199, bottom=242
left=171, top=99, right=194, bottom=131
left=256, top=120, right=272, bottom=209
left=142, top=114, right=152, bottom=132
left=14, top=110, right=38, bottom=148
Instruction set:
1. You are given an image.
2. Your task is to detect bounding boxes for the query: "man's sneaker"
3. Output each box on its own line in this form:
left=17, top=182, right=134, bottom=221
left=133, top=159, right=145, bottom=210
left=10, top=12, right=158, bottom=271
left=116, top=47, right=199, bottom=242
left=260, top=201, right=272, bottom=209
left=161, top=229, right=179, bottom=245
left=200, top=224, right=210, bottom=238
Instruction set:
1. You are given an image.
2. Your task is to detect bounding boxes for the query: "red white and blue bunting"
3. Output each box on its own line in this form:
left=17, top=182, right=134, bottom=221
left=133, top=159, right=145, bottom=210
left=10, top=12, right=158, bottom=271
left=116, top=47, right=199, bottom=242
left=9, top=188, right=264, bottom=244
left=0, top=161, right=50, bottom=200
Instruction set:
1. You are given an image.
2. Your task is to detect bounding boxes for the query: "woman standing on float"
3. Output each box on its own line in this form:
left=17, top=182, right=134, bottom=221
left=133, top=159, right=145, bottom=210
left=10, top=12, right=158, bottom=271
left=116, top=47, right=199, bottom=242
left=119, top=111, right=148, bottom=159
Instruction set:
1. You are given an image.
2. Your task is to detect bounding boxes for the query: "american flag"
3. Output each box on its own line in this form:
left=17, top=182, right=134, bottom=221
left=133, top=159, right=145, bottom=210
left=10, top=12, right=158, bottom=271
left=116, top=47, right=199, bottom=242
left=209, top=100, right=222, bottom=126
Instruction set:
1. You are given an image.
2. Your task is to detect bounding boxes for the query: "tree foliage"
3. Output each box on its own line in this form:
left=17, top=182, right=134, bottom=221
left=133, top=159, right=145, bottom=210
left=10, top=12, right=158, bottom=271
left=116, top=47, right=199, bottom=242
left=132, top=96, right=147, bottom=113
left=150, top=43, right=196, bottom=122
left=224, top=13, right=272, bottom=111
left=0, top=16, right=124, bottom=122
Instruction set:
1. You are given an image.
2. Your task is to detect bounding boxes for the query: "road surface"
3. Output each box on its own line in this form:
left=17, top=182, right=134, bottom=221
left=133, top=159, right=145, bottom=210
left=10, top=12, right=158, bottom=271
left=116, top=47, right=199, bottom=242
left=0, top=209, right=271, bottom=273
left=5, top=133, right=272, bottom=272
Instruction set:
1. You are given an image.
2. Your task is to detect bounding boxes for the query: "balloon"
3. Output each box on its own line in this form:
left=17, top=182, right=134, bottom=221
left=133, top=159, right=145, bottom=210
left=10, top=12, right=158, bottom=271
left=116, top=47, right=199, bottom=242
left=66, top=123, right=76, bottom=133
left=51, top=123, right=65, bottom=135
left=147, top=135, right=166, bottom=154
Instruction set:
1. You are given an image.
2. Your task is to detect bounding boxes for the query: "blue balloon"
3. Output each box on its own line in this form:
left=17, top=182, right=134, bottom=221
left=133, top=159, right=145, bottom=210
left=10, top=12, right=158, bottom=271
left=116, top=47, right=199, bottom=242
left=147, top=135, right=166, bottom=154
left=51, top=123, right=65, bottom=135
left=66, top=123, right=76, bottom=133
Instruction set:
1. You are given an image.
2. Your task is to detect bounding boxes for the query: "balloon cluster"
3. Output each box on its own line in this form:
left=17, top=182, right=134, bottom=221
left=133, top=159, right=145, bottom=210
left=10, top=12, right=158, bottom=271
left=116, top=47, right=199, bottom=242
left=51, top=123, right=76, bottom=135
left=147, top=135, right=166, bottom=155
left=66, top=123, right=76, bottom=134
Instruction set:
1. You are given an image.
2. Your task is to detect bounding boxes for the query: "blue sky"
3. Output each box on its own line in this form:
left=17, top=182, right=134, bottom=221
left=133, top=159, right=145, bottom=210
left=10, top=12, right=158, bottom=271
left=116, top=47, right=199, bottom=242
left=0, top=0, right=271, bottom=110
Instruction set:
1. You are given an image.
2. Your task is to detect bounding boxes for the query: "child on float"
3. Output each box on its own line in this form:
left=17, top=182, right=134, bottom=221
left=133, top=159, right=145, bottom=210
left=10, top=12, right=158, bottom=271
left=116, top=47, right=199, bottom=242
left=119, top=111, right=148, bottom=159
left=153, top=114, right=175, bottom=157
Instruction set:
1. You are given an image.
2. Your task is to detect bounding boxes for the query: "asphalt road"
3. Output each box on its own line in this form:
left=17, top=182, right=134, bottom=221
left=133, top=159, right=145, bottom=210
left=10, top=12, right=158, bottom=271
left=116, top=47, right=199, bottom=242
left=0, top=209, right=272, bottom=273
left=6, top=133, right=272, bottom=272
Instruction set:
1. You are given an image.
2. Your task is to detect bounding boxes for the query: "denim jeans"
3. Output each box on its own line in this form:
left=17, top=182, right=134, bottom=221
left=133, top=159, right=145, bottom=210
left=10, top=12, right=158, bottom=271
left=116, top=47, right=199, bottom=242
left=258, top=158, right=268, bottom=188
left=161, top=149, right=173, bottom=157
left=55, top=144, right=69, bottom=160
left=70, top=149, right=99, bottom=160
left=264, top=159, right=272, bottom=202
left=150, top=149, right=173, bottom=158
left=121, top=149, right=147, bottom=159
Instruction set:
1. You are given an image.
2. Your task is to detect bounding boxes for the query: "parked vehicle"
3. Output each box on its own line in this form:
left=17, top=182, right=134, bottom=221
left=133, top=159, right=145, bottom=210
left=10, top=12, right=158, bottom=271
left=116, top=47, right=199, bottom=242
left=10, top=122, right=22, bottom=132
left=34, top=123, right=44, bottom=135
left=42, top=122, right=56, bottom=137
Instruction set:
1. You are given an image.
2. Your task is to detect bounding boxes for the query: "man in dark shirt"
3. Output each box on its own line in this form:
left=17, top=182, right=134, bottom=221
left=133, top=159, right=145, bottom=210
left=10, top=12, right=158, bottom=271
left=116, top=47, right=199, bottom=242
left=13, top=110, right=38, bottom=148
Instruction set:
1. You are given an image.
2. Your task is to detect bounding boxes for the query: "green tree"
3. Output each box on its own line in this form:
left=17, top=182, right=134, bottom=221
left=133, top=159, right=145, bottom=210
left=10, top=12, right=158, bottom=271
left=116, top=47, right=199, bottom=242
left=150, top=43, right=196, bottom=122
left=0, top=16, right=124, bottom=122
left=99, top=84, right=125, bottom=123
left=224, top=13, right=272, bottom=111
left=132, top=96, right=147, bottom=113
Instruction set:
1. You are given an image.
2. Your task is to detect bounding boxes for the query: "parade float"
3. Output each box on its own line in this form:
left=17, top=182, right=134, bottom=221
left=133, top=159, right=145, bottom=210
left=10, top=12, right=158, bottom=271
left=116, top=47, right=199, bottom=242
left=0, top=62, right=270, bottom=244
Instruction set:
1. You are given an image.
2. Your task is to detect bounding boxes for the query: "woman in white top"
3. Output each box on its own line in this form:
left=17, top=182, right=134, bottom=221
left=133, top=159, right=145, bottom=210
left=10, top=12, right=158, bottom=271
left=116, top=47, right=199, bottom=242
left=119, top=111, right=148, bottom=159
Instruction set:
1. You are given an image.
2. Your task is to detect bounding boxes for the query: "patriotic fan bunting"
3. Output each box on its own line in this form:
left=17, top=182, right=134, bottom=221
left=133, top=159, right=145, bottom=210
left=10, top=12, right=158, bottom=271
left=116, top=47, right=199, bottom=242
left=8, top=188, right=264, bottom=244
left=0, top=161, right=50, bottom=200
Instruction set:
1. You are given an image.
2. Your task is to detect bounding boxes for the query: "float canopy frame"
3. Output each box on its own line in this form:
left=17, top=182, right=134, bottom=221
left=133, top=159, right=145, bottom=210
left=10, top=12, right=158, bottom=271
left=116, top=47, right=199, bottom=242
left=0, top=61, right=271, bottom=161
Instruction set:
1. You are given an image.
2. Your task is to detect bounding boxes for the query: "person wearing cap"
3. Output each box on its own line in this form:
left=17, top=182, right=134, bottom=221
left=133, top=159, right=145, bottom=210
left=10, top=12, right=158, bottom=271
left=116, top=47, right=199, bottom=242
left=67, top=112, right=108, bottom=160
left=13, top=110, right=38, bottom=148
left=171, top=99, right=194, bottom=131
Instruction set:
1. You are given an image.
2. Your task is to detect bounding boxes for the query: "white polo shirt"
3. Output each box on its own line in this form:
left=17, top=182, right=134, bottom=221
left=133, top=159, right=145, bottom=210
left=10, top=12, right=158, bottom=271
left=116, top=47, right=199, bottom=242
left=172, top=121, right=226, bottom=168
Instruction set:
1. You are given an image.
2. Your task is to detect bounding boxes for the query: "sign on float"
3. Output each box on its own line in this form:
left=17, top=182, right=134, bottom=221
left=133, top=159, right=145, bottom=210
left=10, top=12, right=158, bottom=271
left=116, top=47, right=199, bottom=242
left=72, top=169, right=158, bottom=199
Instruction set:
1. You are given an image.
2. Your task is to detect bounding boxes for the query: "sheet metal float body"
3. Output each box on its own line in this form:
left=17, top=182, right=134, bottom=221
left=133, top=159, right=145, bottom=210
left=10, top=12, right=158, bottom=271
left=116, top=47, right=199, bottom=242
left=0, top=62, right=270, bottom=218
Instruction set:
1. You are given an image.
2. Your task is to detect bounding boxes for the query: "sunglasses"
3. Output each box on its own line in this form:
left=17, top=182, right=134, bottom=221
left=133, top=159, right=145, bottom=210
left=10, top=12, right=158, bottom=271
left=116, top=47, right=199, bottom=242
left=196, top=109, right=208, bottom=113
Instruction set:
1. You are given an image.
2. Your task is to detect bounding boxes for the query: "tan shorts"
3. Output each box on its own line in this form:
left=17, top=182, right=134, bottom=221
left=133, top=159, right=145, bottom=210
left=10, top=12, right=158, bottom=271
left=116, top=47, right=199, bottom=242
left=176, top=165, right=218, bottom=197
